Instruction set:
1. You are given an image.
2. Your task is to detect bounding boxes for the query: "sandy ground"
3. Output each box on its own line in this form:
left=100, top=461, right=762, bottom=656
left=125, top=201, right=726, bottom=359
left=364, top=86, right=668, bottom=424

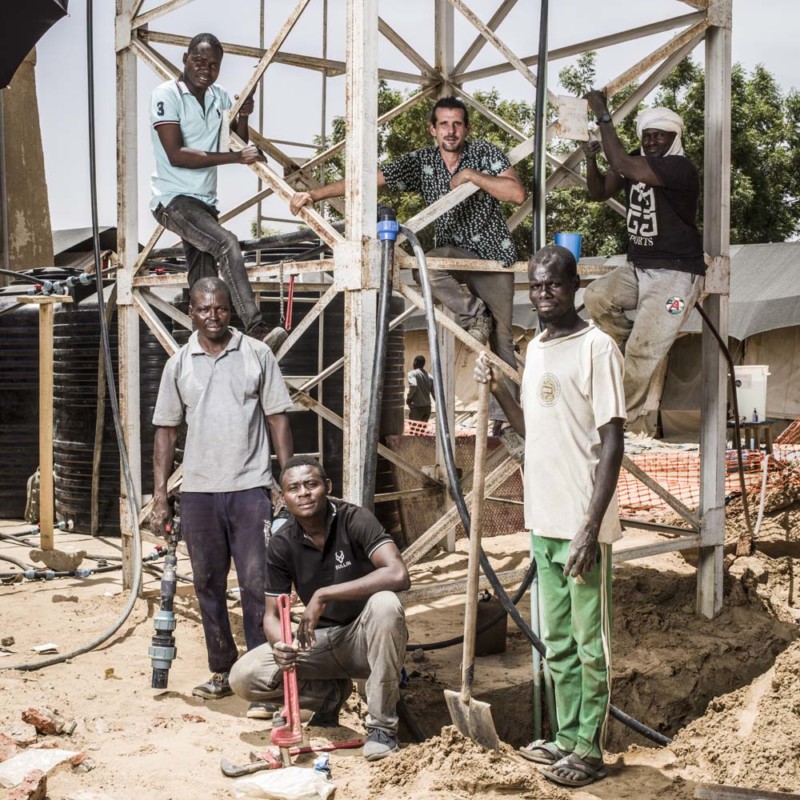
left=1, top=508, right=799, bottom=800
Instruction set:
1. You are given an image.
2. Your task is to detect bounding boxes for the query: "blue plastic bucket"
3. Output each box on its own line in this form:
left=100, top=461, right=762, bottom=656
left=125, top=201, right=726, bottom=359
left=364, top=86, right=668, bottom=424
left=553, top=232, right=583, bottom=262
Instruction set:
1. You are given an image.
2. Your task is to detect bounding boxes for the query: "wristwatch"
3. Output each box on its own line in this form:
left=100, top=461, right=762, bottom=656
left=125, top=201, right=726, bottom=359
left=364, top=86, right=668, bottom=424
left=597, top=112, right=612, bottom=124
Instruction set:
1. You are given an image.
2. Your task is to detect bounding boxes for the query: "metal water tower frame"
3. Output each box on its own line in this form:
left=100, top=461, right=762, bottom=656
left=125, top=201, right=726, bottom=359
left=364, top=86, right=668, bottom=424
left=114, top=0, right=731, bottom=618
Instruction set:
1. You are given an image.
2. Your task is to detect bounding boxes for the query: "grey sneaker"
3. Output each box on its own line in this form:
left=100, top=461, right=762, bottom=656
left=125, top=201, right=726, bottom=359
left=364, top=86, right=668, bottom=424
left=465, top=312, right=492, bottom=345
left=192, top=672, right=233, bottom=700
left=363, top=727, right=399, bottom=761
left=246, top=701, right=280, bottom=719
left=262, top=327, right=289, bottom=353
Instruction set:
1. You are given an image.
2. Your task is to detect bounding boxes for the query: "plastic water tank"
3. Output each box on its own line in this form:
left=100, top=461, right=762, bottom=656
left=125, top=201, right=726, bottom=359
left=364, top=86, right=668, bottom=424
left=53, top=298, right=168, bottom=534
left=0, top=302, right=40, bottom=518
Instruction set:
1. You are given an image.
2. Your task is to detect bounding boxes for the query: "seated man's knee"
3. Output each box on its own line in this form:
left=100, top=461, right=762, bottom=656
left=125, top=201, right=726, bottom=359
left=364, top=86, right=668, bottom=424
left=229, top=652, right=260, bottom=700
left=583, top=282, right=607, bottom=316
left=366, top=591, right=404, bottom=624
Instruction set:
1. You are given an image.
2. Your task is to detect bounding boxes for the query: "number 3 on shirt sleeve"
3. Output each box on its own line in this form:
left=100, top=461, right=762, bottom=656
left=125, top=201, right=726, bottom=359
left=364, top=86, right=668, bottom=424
left=156, top=100, right=165, bottom=117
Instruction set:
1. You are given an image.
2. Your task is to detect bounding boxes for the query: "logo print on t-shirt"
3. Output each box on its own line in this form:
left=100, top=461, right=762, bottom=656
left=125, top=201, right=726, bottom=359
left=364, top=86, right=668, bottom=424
left=666, top=296, right=685, bottom=315
left=334, top=550, right=352, bottom=571
left=537, top=373, right=561, bottom=407
left=627, top=183, right=658, bottom=240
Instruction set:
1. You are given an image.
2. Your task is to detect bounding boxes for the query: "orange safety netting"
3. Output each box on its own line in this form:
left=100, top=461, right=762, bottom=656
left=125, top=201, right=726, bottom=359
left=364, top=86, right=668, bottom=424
left=403, top=417, right=800, bottom=517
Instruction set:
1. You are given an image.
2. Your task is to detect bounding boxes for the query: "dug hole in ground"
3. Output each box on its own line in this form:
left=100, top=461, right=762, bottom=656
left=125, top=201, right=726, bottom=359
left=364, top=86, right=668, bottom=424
left=1, top=478, right=799, bottom=800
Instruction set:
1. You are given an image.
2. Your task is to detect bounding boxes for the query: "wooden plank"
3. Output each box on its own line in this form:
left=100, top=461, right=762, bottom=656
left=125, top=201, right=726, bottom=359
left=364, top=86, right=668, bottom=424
left=140, top=31, right=428, bottom=85
left=401, top=456, right=520, bottom=566
left=400, top=566, right=527, bottom=603
left=131, top=0, right=195, bottom=29
left=453, top=0, right=518, bottom=75
left=695, top=785, right=800, bottom=800
left=228, top=0, right=312, bottom=122
left=448, top=0, right=556, bottom=102
left=116, top=7, right=142, bottom=590
left=292, top=389, right=442, bottom=490
left=378, top=17, right=436, bottom=77
left=38, top=302, right=57, bottom=550
left=697, top=3, right=731, bottom=620
left=274, top=285, right=338, bottom=362
left=395, top=278, right=520, bottom=384
left=603, top=19, right=708, bottom=98
left=454, top=12, right=705, bottom=83
left=139, top=288, right=191, bottom=331
left=622, top=455, right=701, bottom=530
left=132, top=292, right=179, bottom=356
left=613, top=534, right=701, bottom=563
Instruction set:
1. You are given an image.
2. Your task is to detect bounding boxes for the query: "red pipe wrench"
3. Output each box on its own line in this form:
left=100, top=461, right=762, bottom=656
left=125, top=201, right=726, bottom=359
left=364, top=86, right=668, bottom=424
left=270, top=593, right=303, bottom=764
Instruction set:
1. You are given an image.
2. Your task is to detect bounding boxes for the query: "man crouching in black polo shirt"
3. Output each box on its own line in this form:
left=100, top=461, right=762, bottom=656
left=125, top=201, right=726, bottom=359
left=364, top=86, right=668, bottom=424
left=229, top=455, right=410, bottom=761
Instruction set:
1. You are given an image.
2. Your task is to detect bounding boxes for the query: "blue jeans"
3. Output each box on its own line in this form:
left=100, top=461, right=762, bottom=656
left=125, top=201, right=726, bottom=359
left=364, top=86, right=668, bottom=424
left=154, top=196, right=265, bottom=334
left=180, top=487, right=272, bottom=673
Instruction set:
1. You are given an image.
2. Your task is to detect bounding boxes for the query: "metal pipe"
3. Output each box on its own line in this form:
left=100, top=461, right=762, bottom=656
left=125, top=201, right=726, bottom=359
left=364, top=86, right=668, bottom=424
left=531, top=0, right=549, bottom=251
left=363, top=208, right=398, bottom=509
left=0, top=91, right=8, bottom=288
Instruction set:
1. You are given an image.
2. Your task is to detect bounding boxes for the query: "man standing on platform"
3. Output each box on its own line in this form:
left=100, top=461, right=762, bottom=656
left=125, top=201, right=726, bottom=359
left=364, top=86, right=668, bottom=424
left=151, top=277, right=293, bottom=710
left=475, top=245, right=625, bottom=788
left=581, top=92, right=705, bottom=427
left=149, top=32, right=286, bottom=351
left=289, top=96, right=525, bottom=439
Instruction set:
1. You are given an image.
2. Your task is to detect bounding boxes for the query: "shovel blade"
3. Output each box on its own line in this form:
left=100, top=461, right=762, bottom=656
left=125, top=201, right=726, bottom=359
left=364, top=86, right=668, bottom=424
left=444, top=689, right=500, bottom=751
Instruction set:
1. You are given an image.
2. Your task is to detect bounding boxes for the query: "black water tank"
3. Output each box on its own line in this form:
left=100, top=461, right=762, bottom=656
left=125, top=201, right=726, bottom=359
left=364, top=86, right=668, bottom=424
left=53, top=298, right=168, bottom=534
left=0, top=302, right=40, bottom=518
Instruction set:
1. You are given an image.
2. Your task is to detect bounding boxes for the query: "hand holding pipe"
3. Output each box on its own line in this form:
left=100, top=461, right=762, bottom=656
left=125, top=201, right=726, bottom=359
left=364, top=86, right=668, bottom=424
left=271, top=594, right=303, bottom=761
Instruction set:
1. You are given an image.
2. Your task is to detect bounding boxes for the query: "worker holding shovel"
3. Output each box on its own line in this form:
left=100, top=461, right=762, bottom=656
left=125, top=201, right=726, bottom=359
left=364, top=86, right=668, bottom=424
left=474, top=245, right=625, bottom=788
left=229, top=456, right=410, bottom=762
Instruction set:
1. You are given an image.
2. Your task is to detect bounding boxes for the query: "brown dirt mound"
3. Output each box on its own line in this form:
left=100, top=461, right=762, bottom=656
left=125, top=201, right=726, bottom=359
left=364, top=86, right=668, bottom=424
left=369, top=725, right=570, bottom=798
left=670, top=639, right=800, bottom=793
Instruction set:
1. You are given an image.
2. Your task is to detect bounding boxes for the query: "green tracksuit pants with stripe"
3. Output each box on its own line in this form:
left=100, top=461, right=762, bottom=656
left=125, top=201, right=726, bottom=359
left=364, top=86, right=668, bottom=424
left=532, top=534, right=612, bottom=762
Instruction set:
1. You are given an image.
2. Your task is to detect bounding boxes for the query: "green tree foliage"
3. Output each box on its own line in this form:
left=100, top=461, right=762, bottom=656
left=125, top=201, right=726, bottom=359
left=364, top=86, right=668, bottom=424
left=654, top=59, right=800, bottom=244
left=313, top=57, right=800, bottom=259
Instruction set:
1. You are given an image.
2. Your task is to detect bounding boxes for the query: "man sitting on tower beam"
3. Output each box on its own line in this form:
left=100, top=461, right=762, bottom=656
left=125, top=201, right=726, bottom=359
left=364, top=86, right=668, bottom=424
left=581, top=91, right=705, bottom=431
left=149, top=32, right=286, bottom=352
left=289, top=96, right=526, bottom=444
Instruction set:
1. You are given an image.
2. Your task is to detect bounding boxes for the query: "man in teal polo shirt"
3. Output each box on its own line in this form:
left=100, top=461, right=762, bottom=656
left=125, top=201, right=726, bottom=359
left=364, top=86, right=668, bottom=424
left=150, top=32, right=285, bottom=351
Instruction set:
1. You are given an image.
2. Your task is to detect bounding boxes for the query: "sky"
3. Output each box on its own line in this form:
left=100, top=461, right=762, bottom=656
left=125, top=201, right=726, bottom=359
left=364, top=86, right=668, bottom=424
left=27, top=0, right=800, bottom=244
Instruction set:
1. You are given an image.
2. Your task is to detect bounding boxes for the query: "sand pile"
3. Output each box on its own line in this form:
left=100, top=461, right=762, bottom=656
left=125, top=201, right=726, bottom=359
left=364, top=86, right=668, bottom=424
left=369, top=725, right=570, bottom=799
left=671, top=639, right=800, bottom=793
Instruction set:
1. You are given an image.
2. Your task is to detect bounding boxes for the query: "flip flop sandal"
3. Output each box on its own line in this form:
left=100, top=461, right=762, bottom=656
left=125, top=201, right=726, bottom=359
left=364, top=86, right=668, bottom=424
left=540, top=753, right=607, bottom=788
left=518, top=740, right=571, bottom=765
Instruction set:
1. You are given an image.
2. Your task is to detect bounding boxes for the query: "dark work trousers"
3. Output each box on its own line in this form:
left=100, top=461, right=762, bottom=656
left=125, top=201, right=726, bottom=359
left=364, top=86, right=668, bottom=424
left=408, top=407, right=431, bottom=422
left=180, top=487, right=272, bottom=673
left=154, top=196, right=265, bottom=334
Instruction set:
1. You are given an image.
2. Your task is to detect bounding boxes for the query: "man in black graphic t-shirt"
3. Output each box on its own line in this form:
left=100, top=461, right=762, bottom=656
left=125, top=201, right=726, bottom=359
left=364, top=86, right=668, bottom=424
left=580, top=91, right=704, bottom=426
left=229, top=456, right=410, bottom=762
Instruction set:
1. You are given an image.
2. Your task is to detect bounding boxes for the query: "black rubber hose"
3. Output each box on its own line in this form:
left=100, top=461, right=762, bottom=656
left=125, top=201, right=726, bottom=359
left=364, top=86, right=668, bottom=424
left=401, top=224, right=672, bottom=748
left=0, top=268, right=41, bottom=284
left=363, top=209, right=395, bottom=509
left=531, top=0, right=549, bottom=252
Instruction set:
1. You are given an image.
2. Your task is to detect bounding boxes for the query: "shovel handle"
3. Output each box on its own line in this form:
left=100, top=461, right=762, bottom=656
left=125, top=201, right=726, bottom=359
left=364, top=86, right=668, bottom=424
left=460, top=380, right=491, bottom=702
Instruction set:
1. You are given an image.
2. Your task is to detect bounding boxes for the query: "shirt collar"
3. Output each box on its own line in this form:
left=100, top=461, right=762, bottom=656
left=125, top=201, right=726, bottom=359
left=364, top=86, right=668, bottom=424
left=188, top=326, right=243, bottom=357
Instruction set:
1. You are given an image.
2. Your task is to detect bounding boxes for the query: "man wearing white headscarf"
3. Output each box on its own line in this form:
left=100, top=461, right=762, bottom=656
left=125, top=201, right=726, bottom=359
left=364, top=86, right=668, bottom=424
left=578, top=91, right=705, bottom=432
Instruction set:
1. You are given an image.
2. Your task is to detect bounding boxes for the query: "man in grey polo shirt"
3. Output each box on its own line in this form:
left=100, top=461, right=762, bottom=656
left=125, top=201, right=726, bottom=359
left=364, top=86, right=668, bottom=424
left=150, top=31, right=285, bottom=351
left=151, top=277, right=294, bottom=706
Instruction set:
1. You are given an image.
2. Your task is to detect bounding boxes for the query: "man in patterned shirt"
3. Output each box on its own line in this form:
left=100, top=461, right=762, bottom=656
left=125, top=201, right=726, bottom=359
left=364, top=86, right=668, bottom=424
left=290, top=97, right=526, bottom=428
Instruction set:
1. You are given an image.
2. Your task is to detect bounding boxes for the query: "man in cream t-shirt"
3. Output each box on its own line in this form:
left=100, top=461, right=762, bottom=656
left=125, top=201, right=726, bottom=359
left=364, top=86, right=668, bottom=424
left=475, top=244, right=625, bottom=789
